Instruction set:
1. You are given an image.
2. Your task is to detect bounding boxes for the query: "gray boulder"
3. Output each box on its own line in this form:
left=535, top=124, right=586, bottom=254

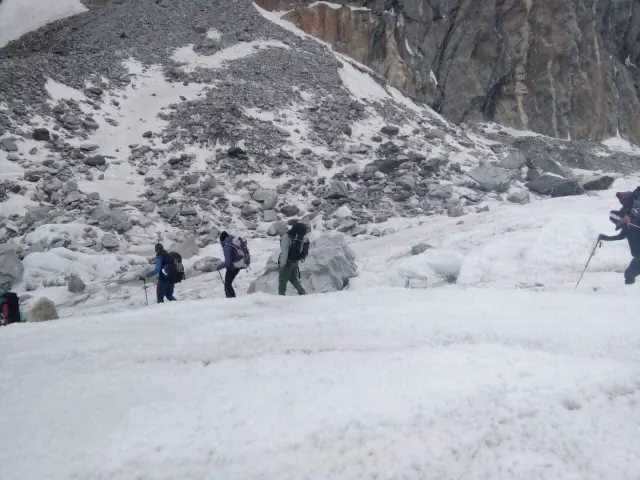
left=325, top=180, right=349, bottom=199
left=248, top=235, right=357, bottom=295
left=396, top=175, right=416, bottom=190
left=381, top=125, right=400, bottom=136
left=507, top=190, right=531, bottom=204
left=468, top=165, right=511, bottom=193
left=411, top=243, right=433, bottom=256
left=252, top=188, right=277, bottom=206
left=29, top=298, right=59, bottom=322
left=67, top=276, right=86, bottom=294
left=1, top=138, right=18, bottom=152
left=23, top=206, right=49, bottom=226
left=263, top=210, right=278, bottom=222
left=280, top=205, right=300, bottom=217
left=0, top=243, right=24, bottom=289
left=170, top=235, right=199, bottom=260
left=193, top=256, right=220, bottom=273
left=32, top=128, right=50, bottom=141
left=85, top=155, right=106, bottom=167
left=101, top=233, right=119, bottom=250
left=583, top=175, right=615, bottom=191
left=526, top=174, right=584, bottom=197
left=502, top=150, right=527, bottom=169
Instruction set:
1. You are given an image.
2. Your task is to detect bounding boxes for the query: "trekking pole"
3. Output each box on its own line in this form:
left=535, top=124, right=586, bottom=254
left=143, top=278, right=149, bottom=306
left=575, top=238, right=602, bottom=289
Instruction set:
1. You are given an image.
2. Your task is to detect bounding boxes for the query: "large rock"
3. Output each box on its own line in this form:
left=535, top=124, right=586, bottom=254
left=252, top=188, right=277, bottom=206
left=170, top=235, right=199, bottom=260
left=526, top=174, right=584, bottom=197
left=67, top=276, right=86, bottom=294
left=29, top=298, right=59, bottom=322
left=0, top=243, right=24, bottom=289
left=381, top=125, right=400, bottom=136
left=193, top=256, right=220, bottom=273
left=32, top=128, right=51, bottom=141
left=1, top=138, right=18, bottom=152
left=467, top=165, right=511, bottom=193
left=248, top=235, right=357, bottom=295
left=583, top=175, right=615, bottom=191
left=501, top=150, right=527, bottom=169
left=85, top=155, right=106, bottom=167
left=325, top=180, right=349, bottom=199
left=507, top=190, right=531, bottom=204
left=101, top=233, right=119, bottom=250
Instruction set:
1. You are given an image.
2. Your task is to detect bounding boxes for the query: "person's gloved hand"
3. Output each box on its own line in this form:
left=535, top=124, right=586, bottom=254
left=598, top=234, right=604, bottom=241
left=138, top=274, right=146, bottom=281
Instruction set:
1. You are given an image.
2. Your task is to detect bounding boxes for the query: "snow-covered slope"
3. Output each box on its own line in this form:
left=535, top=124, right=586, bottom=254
left=0, top=0, right=87, bottom=48
left=2, top=288, right=640, bottom=479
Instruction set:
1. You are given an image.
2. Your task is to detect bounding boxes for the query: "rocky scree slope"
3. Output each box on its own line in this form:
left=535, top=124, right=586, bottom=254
left=0, top=0, right=634, bottom=263
left=258, top=0, right=640, bottom=144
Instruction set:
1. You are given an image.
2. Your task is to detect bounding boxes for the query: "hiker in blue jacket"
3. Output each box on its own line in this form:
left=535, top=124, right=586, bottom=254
left=139, top=243, right=176, bottom=303
left=599, top=215, right=640, bottom=285
left=216, top=231, right=241, bottom=298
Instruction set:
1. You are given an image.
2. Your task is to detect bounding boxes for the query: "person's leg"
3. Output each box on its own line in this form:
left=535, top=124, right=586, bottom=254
left=156, top=281, right=165, bottom=303
left=278, top=263, right=292, bottom=295
left=166, top=282, right=176, bottom=301
left=288, top=263, right=306, bottom=295
left=624, top=257, right=640, bottom=284
left=224, top=268, right=240, bottom=298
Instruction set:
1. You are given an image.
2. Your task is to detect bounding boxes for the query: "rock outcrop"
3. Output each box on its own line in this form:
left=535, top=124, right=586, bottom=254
left=29, top=297, right=59, bottom=322
left=0, top=243, right=24, bottom=289
left=248, top=234, right=357, bottom=295
left=256, top=0, right=640, bottom=143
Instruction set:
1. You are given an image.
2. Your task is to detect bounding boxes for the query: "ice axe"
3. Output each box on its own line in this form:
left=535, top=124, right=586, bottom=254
left=575, top=238, right=602, bottom=290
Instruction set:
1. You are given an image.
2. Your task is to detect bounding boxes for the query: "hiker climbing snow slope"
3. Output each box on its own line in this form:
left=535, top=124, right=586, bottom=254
left=599, top=211, right=640, bottom=285
left=278, top=222, right=310, bottom=296
left=216, top=231, right=250, bottom=298
left=140, top=243, right=184, bottom=303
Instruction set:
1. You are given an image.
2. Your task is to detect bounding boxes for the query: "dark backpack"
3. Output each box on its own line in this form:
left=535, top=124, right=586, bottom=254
left=164, top=252, right=185, bottom=283
left=1, top=292, right=20, bottom=326
left=287, top=234, right=310, bottom=263
left=230, top=236, right=251, bottom=269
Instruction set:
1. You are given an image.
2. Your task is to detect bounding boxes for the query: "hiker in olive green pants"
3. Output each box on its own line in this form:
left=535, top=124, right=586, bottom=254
left=278, top=262, right=305, bottom=295
left=278, top=222, right=308, bottom=296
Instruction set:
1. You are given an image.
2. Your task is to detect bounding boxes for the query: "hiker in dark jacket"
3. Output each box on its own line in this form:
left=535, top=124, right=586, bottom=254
left=216, top=231, right=241, bottom=298
left=599, top=216, right=640, bottom=284
left=278, top=222, right=308, bottom=296
left=615, top=188, right=640, bottom=227
left=139, top=243, right=176, bottom=303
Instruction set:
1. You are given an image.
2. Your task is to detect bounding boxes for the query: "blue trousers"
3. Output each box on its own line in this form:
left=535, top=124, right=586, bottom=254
left=625, top=257, right=640, bottom=285
left=157, top=281, right=176, bottom=303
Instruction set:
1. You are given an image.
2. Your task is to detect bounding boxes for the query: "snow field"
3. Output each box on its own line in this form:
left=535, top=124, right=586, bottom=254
left=13, top=176, right=640, bottom=319
left=350, top=179, right=640, bottom=292
left=1, top=288, right=639, bottom=479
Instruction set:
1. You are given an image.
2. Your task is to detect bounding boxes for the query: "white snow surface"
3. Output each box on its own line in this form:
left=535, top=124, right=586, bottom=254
left=0, top=0, right=87, bottom=48
left=2, top=287, right=640, bottom=479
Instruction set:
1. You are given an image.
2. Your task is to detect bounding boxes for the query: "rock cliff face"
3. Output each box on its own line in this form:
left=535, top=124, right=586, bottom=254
left=256, top=0, right=640, bottom=143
